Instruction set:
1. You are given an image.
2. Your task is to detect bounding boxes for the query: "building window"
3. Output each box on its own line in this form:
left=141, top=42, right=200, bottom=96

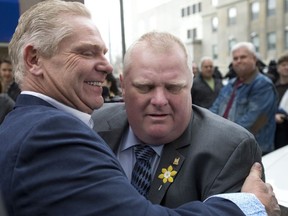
left=193, top=28, right=197, bottom=39
left=181, top=8, right=185, bottom=17
left=212, top=0, right=218, bottom=7
left=267, top=0, right=276, bottom=16
left=198, top=2, right=202, bottom=12
left=228, top=8, right=237, bottom=25
left=267, top=32, right=276, bottom=50
left=285, top=0, right=288, bottom=12
left=187, top=6, right=191, bottom=16
left=212, top=17, right=218, bottom=32
left=192, top=4, right=196, bottom=14
left=251, top=2, right=259, bottom=20
left=251, top=34, right=260, bottom=52
left=285, top=30, right=288, bottom=49
left=212, top=45, right=218, bottom=59
left=228, top=38, right=237, bottom=54
left=187, top=28, right=197, bottom=40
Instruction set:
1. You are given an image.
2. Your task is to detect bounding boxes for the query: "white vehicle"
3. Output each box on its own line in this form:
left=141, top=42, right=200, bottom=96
left=262, top=146, right=288, bottom=215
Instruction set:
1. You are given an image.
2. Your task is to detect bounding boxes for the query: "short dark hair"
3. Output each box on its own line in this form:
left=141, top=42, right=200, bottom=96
left=0, top=57, right=12, bottom=66
left=277, top=53, right=288, bottom=65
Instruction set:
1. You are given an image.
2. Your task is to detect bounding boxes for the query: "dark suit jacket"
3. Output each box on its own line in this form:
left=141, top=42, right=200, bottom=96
left=92, top=103, right=263, bottom=208
left=191, top=74, right=223, bottom=108
left=0, top=94, right=14, bottom=124
left=0, top=95, right=245, bottom=216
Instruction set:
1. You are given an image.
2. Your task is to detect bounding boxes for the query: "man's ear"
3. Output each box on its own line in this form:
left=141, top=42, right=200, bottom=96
left=23, top=45, right=42, bottom=76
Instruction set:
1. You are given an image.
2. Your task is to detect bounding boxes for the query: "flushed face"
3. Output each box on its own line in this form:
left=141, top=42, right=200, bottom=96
left=27, top=16, right=113, bottom=113
left=232, top=47, right=257, bottom=81
left=121, top=44, right=193, bottom=145
left=201, top=59, right=214, bottom=79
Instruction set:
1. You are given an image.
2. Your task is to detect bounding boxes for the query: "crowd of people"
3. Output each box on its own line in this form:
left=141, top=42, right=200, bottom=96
left=0, top=0, right=284, bottom=215
left=192, top=46, right=288, bottom=154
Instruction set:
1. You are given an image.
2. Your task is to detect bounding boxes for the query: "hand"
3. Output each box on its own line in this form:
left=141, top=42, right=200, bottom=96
left=275, top=113, right=286, bottom=123
left=241, top=162, right=281, bottom=216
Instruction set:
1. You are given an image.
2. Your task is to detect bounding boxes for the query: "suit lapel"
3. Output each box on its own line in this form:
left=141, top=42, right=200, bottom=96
left=98, top=129, right=125, bottom=153
left=96, top=106, right=129, bottom=153
left=147, top=118, right=193, bottom=204
left=147, top=144, right=186, bottom=204
left=95, top=103, right=194, bottom=204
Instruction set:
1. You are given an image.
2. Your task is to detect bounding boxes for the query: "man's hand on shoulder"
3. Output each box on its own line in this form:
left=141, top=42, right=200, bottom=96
left=241, top=162, right=281, bottom=216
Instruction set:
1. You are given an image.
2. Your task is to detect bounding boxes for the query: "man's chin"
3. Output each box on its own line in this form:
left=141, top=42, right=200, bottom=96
left=93, top=97, right=104, bottom=110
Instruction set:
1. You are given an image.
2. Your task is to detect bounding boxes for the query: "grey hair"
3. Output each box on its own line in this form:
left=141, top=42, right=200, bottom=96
left=231, top=42, right=257, bottom=57
left=123, top=31, right=192, bottom=76
left=8, top=0, right=91, bottom=85
left=199, top=56, right=214, bottom=67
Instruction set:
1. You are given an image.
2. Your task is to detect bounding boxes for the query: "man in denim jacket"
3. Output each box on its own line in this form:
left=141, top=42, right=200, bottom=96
left=210, top=42, right=277, bottom=155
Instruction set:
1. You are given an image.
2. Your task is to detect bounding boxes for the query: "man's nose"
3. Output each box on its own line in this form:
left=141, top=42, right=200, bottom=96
left=98, top=58, right=113, bottom=75
left=150, top=88, right=168, bottom=106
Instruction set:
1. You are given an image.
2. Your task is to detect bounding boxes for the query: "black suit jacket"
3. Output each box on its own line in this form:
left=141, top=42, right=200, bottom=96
left=92, top=103, right=263, bottom=208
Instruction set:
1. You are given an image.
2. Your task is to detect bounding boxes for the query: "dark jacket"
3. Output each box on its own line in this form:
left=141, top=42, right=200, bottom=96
left=192, top=74, right=223, bottom=108
left=0, top=94, right=246, bottom=216
left=92, top=103, right=263, bottom=208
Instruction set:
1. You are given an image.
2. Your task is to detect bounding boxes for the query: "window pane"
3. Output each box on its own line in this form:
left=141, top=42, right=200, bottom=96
left=181, top=8, right=185, bottom=17
left=212, top=45, right=218, bottom=59
left=187, top=29, right=191, bottom=39
left=198, top=2, right=202, bottom=12
left=267, top=0, right=276, bottom=16
left=251, top=2, right=259, bottom=20
left=251, top=35, right=260, bottom=52
left=267, top=32, right=276, bottom=50
left=212, top=17, right=218, bottom=32
left=187, top=6, right=191, bottom=16
left=228, top=39, right=237, bottom=54
left=285, top=0, right=288, bottom=12
left=193, top=28, right=197, bottom=39
left=228, top=8, right=237, bottom=25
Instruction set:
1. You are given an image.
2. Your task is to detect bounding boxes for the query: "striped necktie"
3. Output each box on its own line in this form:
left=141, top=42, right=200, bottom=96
left=131, top=144, right=155, bottom=197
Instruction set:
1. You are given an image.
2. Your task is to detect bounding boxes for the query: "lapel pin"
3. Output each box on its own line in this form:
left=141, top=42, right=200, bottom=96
left=173, top=157, right=180, bottom=165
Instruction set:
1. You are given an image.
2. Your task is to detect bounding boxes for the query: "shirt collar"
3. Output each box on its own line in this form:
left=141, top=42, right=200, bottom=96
left=121, top=126, right=163, bottom=157
left=21, top=91, right=94, bottom=128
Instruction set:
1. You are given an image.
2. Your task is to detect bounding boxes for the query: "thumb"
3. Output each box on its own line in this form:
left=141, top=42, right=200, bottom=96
left=248, top=162, right=262, bottom=179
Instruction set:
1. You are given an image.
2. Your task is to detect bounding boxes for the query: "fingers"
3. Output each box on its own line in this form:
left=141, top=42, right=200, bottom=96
left=249, top=162, right=262, bottom=179
left=266, top=183, right=273, bottom=191
left=241, top=162, right=263, bottom=193
left=266, top=185, right=281, bottom=216
left=242, top=163, right=281, bottom=216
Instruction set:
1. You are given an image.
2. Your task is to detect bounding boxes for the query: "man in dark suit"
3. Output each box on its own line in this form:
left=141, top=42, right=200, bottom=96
left=93, top=103, right=262, bottom=206
left=0, top=1, right=280, bottom=216
left=92, top=32, right=266, bottom=208
left=191, top=56, right=223, bottom=108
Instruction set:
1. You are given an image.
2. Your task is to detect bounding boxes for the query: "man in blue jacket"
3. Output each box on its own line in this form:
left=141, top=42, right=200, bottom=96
left=210, top=42, right=277, bottom=155
left=0, top=1, right=280, bottom=216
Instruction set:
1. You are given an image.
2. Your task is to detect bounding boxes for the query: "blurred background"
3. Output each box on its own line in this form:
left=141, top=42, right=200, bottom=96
left=1, top=0, right=288, bottom=77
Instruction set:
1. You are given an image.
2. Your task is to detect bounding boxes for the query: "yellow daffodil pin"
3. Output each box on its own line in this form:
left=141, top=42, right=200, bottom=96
left=158, top=165, right=177, bottom=184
